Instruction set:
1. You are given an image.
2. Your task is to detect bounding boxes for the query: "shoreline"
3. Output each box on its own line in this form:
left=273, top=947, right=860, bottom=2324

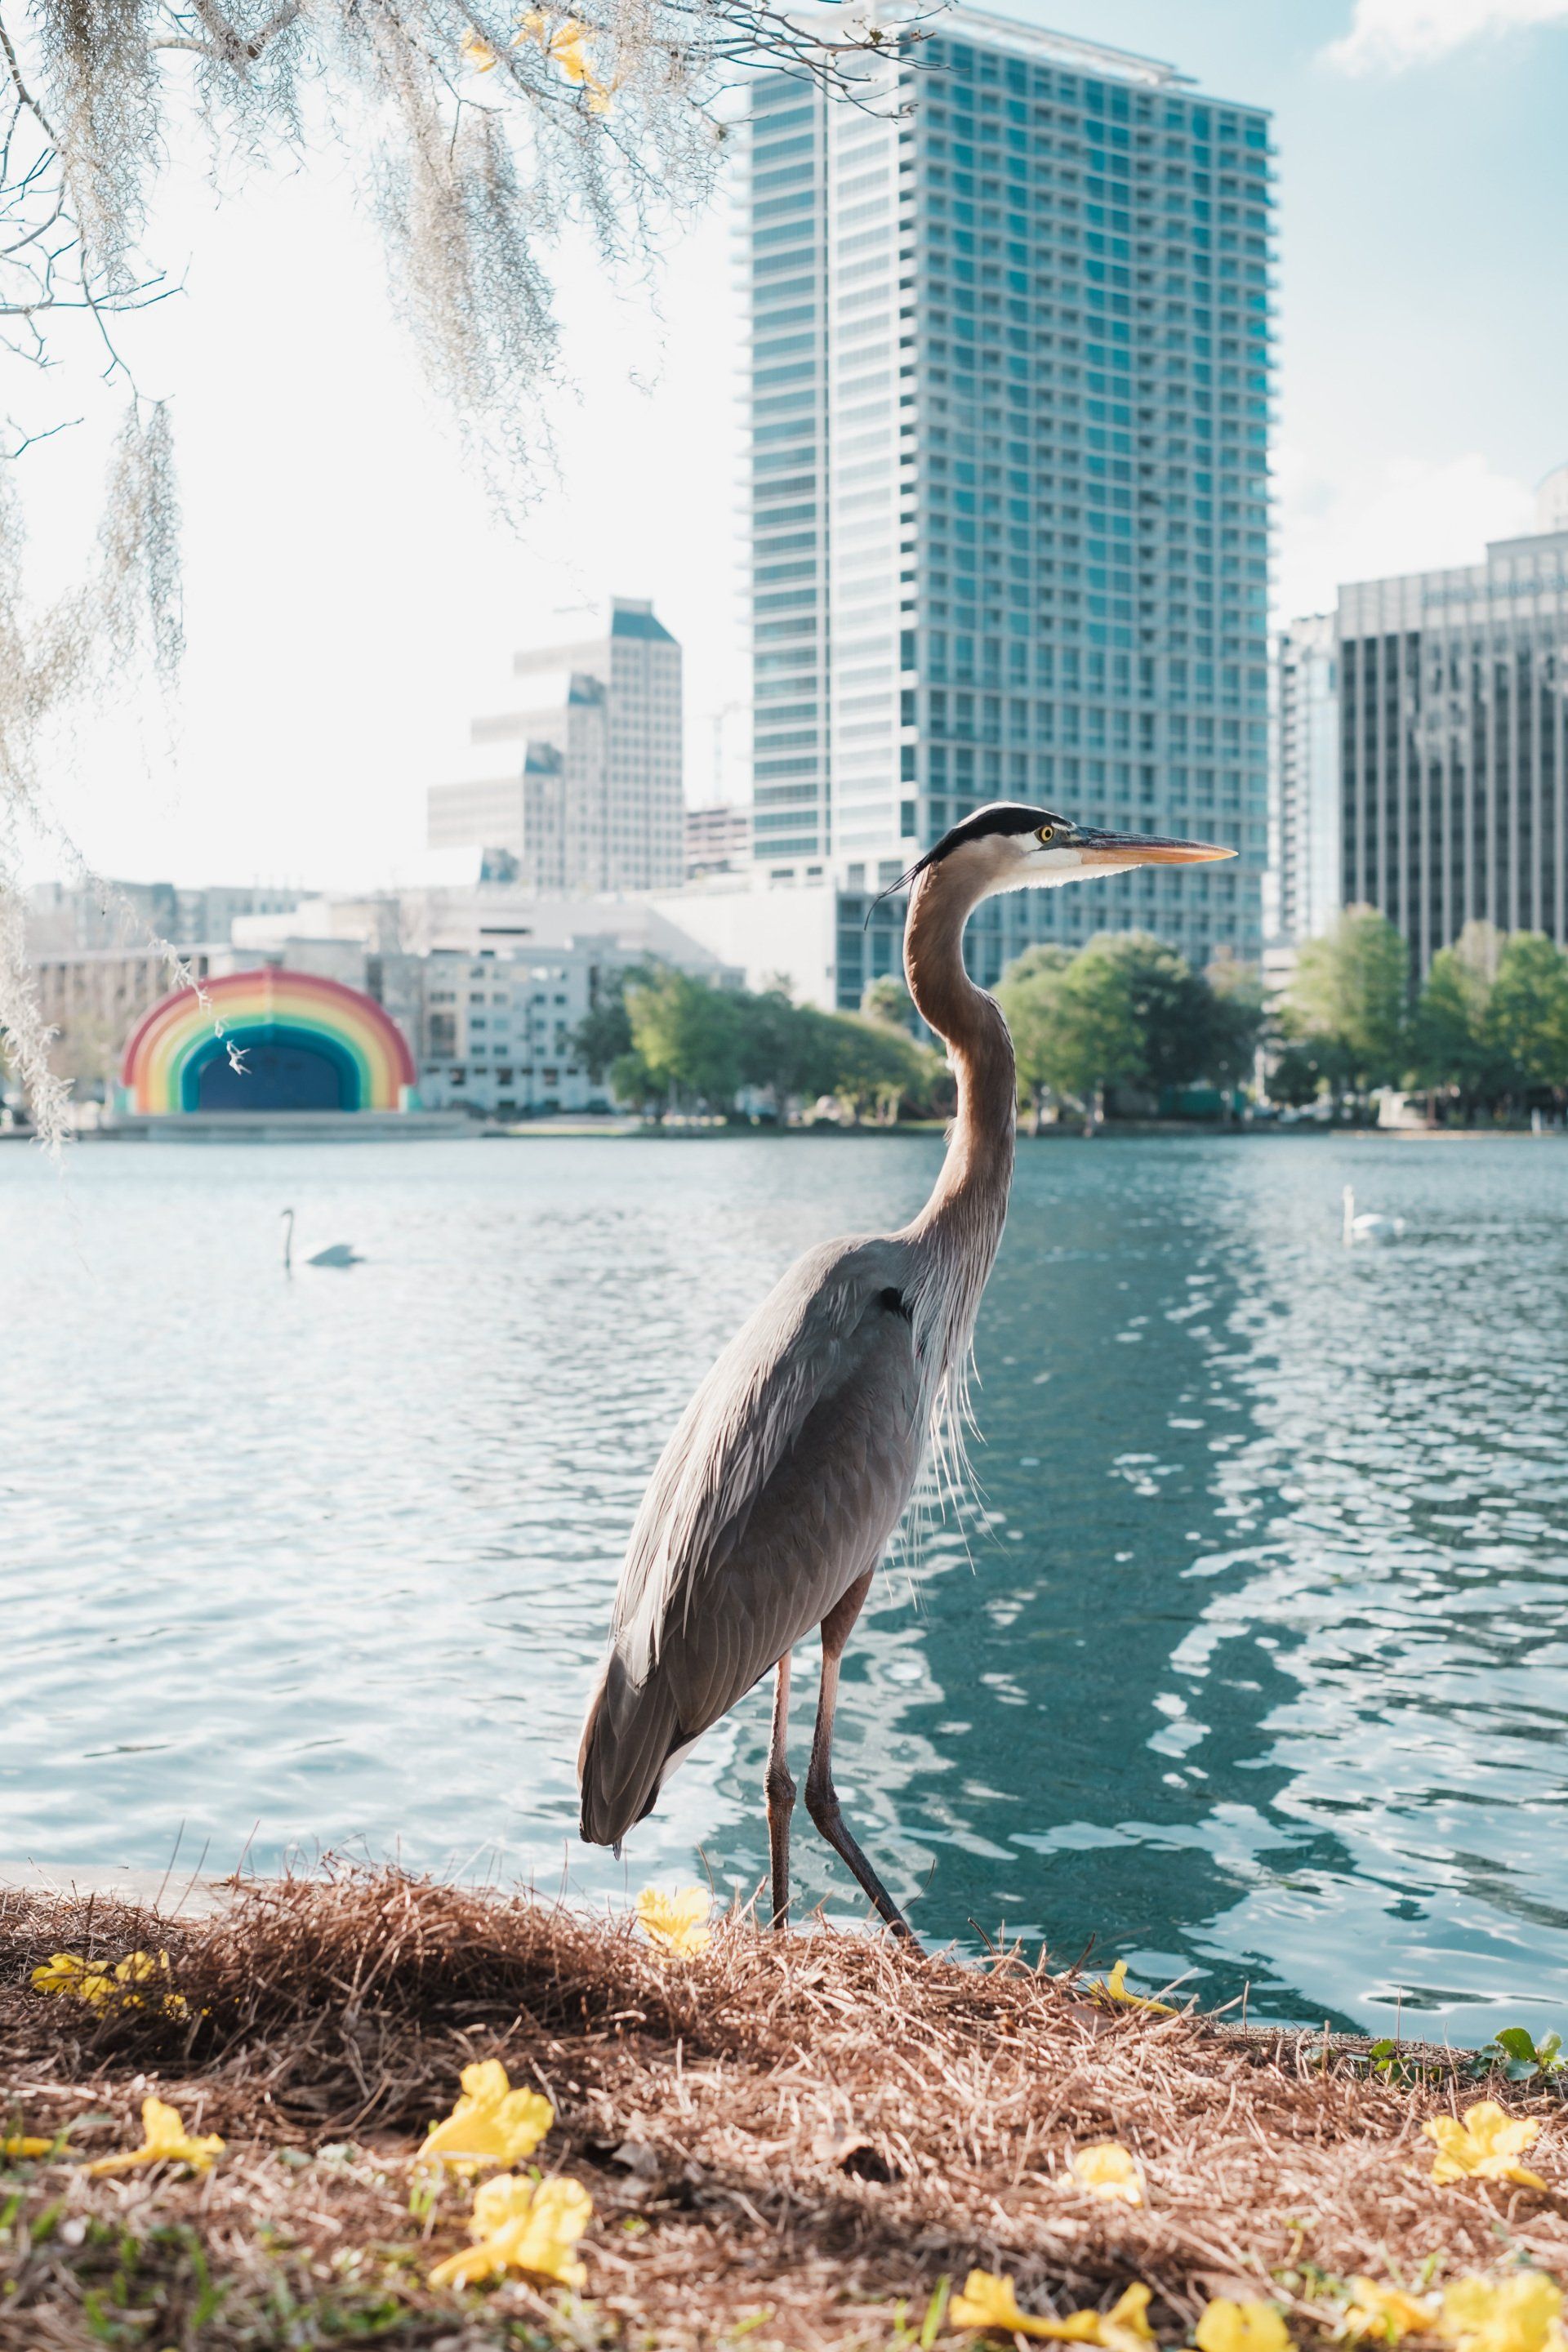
left=9, top=1118, right=1562, bottom=1147
left=3, top=1871, right=1563, bottom=2350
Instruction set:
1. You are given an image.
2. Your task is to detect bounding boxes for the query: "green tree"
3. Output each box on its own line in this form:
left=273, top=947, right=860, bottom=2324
left=996, top=943, right=1073, bottom=1132
left=821, top=1014, right=938, bottom=1125
left=1267, top=1040, right=1335, bottom=1111
left=607, top=1049, right=667, bottom=1120
left=1410, top=922, right=1508, bottom=1116
left=1061, top=938, right=1152, bottom=1128
left=624, top=970, right=743, bottom=1112
left=1091, top=931, right=1209, bottom=1095
left=734, top=991, right=840, bottom=1117
left=1490, top=932, right=1568, bottom=1103
left=860, top=974, right=917, bottom=1031
left=1201, top=951, right=1267, bottom=1115
left=572, top=965, right=647, bottom=1084
left=1284, top=906, right=1410, bottom=1099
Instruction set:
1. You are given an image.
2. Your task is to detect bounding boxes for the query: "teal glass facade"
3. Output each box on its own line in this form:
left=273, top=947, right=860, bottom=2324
left=742, top=12, right=1274, bottom=1000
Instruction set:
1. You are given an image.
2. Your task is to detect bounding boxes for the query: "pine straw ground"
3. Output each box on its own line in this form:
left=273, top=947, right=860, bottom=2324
left=1, top=1873, right=1564, bottom=2352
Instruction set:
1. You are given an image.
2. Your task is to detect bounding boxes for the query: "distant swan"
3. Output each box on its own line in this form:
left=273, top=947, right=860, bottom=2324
left=1343, top=1184, right=1405, bottom=1245
left=281, top=1208, right=365, bottom=1270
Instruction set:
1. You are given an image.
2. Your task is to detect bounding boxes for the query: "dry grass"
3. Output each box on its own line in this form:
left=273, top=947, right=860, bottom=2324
left=1, top=1869, right=1564, bottom=2350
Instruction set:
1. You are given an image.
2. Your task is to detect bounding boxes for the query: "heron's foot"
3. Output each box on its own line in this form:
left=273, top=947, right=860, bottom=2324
left=804, top=1779, right=921, bottom=1952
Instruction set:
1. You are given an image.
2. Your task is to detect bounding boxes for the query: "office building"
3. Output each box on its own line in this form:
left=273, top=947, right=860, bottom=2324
left=1337, top=471, right=1568, bottom=972
left=685, top=801, right=753, bottom=878
left=429, top=597, right=684, bottom=893
left=229, top=885, right=741, bottom=1116
left=1269, top=613, right=1339, bottom=946
left=740, top=5, right=1273, bottom=983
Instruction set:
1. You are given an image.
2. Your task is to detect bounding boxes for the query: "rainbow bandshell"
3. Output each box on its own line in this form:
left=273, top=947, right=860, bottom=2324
left=120, top=969, right=416, bottom=1115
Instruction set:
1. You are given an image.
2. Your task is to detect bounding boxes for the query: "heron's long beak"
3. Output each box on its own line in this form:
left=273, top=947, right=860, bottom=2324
left=1072, top=827, right=1235, bottom=869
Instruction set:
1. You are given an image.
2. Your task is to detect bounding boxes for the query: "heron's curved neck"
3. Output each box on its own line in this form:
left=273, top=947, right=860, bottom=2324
left=902, top=866, right=1015, bottom=1235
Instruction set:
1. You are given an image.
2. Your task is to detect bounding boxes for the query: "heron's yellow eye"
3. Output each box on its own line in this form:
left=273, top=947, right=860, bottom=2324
left=1036, top=823, right=1055, bottom=845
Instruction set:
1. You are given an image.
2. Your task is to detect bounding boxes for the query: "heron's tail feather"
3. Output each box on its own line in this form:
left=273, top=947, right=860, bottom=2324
left=578, top=1651, right=684, bottom=1849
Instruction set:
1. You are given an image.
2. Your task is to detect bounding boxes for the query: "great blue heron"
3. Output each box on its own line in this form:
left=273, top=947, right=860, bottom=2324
left=280, top=1209, right=365, bottom=1270
left=579, top=804, right=1232, bottom=1944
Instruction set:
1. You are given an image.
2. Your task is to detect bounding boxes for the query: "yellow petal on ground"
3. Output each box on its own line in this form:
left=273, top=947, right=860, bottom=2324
left=460, top=28, right=498, bottom=69
left=85, top=2096, right=225, bottom=2177
left=1424, top=2103, right=1547, bottom=2189
left=31, top=1953, right=117, bottom=2004
left=635, top=1886, right=712, bottom=1959
left=948, top=2271, right=1123, bottom=2342
left=2, top=2134, right=53, bottom=2158
left=1437, top=2274, right=1564, bottom=2352
left=1070, top=2141, right=1143, bottom=2206
left=1343, top=2280, right=1441, bottom=2343
left=1094, top=1960, right=1177, bottom=2016
left=421, top=2060, right=555, bottom=2171
left=1099, top=2283, right=1157, bottom=2352
left=429, top=2172, right=593, bottom=2291
left=111, top=1949, right=189, bottom=2019
left=1194, top=2298, right=1294, bottom=2352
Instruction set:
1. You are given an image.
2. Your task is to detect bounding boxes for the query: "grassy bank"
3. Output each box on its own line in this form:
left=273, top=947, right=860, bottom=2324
left=2, top=1873, right=1563, bottom=2350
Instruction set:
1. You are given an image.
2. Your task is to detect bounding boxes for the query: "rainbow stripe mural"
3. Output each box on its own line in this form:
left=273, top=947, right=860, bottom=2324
left=121, top=969, right=416, bottom=1116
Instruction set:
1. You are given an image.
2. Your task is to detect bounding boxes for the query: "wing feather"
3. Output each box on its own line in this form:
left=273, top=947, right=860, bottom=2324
left=578, top=1237, right=923, bottom=1847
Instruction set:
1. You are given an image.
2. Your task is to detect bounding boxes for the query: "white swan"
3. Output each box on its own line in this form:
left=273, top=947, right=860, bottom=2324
left=281, top=1208, right=365, bottom=1270
left=1343, top=1184, right=1405, bottom=1245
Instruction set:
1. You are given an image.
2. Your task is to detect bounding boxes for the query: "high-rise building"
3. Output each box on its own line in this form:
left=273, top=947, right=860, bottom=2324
left=739, top=6, right=1273, bottom=984
left=428, top=598, right=684, bottom=893
left=1269, top=613, right=1339, bottom=947
left=1337, top=476, right=1568, bottom=972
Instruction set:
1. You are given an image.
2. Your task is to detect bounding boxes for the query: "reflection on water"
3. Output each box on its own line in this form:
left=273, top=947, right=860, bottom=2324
left=2, top=1133, right=1565, bottom=2039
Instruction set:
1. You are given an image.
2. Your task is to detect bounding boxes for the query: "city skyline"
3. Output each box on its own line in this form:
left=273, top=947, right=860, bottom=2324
left=12, top=0, right=1568, bottom=893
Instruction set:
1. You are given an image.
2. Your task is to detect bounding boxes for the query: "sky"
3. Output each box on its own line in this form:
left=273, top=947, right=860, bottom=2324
left=14, top=0, right=1568, bottom=891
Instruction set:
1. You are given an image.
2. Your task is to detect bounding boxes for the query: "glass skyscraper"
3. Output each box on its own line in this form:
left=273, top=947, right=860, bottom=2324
left=1269, top=612, right=1340, bottom=947
left=742, top=7, right=1273, bottom=1002
left=1338, top=491, right=1568, bottom=973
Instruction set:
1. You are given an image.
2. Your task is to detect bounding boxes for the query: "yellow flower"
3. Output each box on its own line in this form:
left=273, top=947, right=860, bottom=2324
left=86, top=2096, right=224, bottom=2177
left=460, top=28, right=498, bottom=69
left=1194, top=2298, right=1293, bottom=2352
left=1343, top=2280, right=1440, bottom=2343
left=2, top=2133, right=53, bottom=2158
left=512, top=11, right=612, bottom=107
left=32, top=1952, right=117, bottom=2005
left=421, top=2061, right=555, bottom=2172
left=635, top=1886, right=712, bottom=1959
left=1099, top=2285, right=1157, bottom=2352
left=1094, top=1960, right=1177, bottom=2016
left=428, top=2172, right=592, bottom=2292
left=29, top=1949, right=187, bottom=2018
left=1070, top=2141, right=1143, bottom=2206
left=1437, top=2274, right=1564, bottom=2352
left=1423, top=2103, right=1547, bottom=2190
left=112, top=1950, right=190, bottom=2019
left=949, top=2275, right=1153, bottom=2345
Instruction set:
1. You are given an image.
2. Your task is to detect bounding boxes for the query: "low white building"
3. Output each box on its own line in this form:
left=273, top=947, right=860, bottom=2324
left=229, top=886, right=742, bottom=1118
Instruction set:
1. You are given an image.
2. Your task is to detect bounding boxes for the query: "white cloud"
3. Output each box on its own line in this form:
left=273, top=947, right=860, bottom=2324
left=1276, top=448, right=1536, bottom=621
left=1325, top=0, right=1568, bottom=74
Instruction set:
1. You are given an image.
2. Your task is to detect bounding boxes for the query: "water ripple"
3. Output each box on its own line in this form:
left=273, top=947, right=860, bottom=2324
left=2, top=1133, right=1565, bottom=2038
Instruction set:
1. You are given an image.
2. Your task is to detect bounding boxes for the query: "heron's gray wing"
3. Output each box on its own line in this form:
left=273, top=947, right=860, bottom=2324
left=579, top=1236, right=922, bottom=1846
left=611, top=1236, right=915, bottom=1670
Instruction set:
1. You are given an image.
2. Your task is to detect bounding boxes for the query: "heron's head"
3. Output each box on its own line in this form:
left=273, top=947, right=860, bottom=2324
left=892, top=803, right=1234, bottom=903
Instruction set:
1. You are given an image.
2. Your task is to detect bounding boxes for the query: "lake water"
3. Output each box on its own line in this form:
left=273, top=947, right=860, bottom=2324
left=3, top=1131, right=1566, bottom=2042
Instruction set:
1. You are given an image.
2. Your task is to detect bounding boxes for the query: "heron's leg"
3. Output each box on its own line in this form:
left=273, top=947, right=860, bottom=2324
left=765, top=1650, right=795, bottom=1931
left=804, top=1570, right=920, bottom=1948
